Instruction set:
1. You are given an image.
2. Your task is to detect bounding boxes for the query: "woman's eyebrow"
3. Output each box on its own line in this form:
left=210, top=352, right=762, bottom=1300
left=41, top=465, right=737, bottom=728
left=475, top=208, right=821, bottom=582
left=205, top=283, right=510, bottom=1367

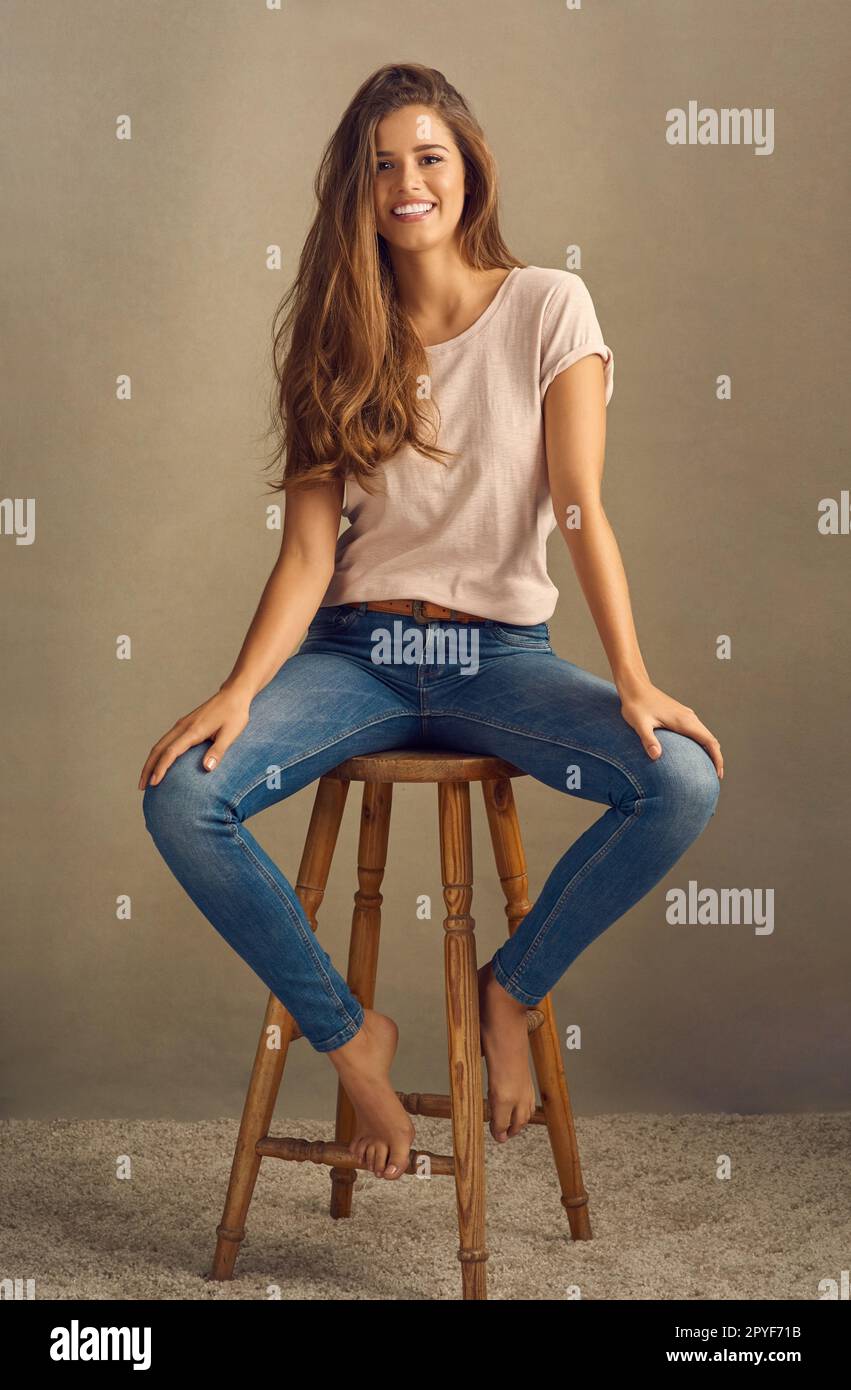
left=375, top=143, right=451, bottom=156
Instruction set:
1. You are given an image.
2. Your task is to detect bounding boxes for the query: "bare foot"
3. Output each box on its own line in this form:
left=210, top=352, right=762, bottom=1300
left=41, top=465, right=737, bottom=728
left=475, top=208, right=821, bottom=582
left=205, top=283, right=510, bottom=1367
left=326, top=1008, right=415, bottom=1180
left=477, top=961, right=537, bottom=1143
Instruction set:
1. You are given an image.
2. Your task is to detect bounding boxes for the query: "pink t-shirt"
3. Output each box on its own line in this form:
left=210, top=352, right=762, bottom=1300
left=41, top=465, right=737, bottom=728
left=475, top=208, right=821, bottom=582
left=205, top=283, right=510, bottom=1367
left=319, top=264, right=614, bottom=624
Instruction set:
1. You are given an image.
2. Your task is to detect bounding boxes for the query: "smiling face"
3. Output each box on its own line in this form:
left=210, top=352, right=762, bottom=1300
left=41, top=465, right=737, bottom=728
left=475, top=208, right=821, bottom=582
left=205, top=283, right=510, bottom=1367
left=372, top=105, right=467, bottom=252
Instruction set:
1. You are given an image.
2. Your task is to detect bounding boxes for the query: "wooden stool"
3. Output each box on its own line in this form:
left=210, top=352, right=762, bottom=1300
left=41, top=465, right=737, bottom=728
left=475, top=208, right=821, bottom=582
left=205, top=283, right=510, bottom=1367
left=208, top=749, right=591, bottom=1300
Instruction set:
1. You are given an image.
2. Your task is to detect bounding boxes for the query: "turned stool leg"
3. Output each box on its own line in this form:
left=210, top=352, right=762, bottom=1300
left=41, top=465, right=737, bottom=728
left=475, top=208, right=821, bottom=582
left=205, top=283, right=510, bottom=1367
left=481, top=776, right=592, bottom=1240
left=329, top=781, right=393, bottom=1218
left=209, top=774, right=350, bottom=1280
left=438, top=779, right=488, bottom=1300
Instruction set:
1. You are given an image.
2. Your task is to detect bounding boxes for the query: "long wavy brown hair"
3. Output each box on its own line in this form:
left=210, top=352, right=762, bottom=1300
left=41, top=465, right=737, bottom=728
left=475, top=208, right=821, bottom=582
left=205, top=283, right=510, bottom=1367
left=259, top=62, right=523, bottom=496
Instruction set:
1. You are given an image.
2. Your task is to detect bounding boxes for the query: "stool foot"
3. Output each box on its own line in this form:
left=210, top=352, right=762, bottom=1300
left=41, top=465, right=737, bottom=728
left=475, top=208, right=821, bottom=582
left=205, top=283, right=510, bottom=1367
left=329, top=1166, right=357, bottom=1218
left=458, top=1246, right=489, bottom=1301
left=561, top=1191, right=592, bottom=1240
left=209, top=1222, right=247, bottom=1281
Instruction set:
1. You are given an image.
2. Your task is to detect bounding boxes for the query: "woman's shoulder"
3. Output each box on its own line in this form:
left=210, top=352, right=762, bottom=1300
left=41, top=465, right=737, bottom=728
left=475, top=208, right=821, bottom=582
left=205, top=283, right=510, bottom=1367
left=508, top=266, right=602, bottom=336
left=514, top=263, right=595, bottom=309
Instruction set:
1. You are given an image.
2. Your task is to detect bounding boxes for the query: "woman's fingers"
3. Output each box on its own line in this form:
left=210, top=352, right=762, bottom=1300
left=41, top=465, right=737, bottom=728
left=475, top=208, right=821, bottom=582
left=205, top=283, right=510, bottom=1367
left=622, top=687, right=724, bottom=783
left=636, top=719, right=663, bottom=760
left=138, top=732, right=178, bottom=790
left=142, top=720, right=211, bottom=788
left=684, top=718, right=724, bottom=779
left=201, top=719, right=248, bottom=772
left=139, top=712, right=249, bottom=788
left=139, top=691, right=253, bottom=790
left=644, top=709, right=724, bottom=780
left=147, top=731, right=203, bottom=786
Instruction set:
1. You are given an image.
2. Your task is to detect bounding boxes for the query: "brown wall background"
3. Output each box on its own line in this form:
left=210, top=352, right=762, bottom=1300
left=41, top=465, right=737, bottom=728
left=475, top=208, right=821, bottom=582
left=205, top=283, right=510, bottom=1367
left=2, top=0, right=848, bottom=1121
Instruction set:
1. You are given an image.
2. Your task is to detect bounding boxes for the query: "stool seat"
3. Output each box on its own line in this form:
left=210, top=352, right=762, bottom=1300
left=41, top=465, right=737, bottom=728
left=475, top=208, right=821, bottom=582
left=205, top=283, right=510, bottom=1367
left=209, top=746, right=591, bottom=1300
left=328, top=747, right=526, bottom=784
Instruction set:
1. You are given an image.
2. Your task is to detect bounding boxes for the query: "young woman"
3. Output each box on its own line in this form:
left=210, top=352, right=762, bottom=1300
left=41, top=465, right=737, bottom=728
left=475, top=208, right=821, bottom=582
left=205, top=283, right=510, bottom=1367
left=140, top=63, right=722, bottom=1185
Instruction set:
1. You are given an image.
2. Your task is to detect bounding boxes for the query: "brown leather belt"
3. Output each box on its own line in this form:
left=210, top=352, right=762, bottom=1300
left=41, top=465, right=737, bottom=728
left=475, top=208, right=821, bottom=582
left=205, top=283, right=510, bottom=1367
left=345, top=598, right=487, bottom=624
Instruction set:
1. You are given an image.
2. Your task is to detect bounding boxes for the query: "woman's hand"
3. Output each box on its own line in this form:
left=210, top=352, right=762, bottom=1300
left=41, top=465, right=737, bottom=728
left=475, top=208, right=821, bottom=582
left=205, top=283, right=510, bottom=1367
left=138, top=686, right=252, bottom=790
left=618, top=679, right=724, bottom=779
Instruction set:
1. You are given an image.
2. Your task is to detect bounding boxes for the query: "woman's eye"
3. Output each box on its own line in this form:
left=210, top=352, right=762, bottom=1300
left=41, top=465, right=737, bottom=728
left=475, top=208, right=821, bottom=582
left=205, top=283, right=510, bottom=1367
left=375, top=155, right=444, bottom=172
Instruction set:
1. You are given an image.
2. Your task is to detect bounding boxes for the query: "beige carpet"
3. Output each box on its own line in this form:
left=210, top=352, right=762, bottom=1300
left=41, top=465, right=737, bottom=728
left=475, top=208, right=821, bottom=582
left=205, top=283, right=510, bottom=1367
left=2, top=1113, right=848, bottom=1300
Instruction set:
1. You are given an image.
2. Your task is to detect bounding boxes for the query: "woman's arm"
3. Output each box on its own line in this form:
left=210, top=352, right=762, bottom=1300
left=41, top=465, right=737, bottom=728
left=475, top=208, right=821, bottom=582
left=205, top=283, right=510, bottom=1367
left=138, top=480, right=343, bottom=788
left=220, top=479, right=344, bottom=701
left=544, top=356, right=723, bottom=778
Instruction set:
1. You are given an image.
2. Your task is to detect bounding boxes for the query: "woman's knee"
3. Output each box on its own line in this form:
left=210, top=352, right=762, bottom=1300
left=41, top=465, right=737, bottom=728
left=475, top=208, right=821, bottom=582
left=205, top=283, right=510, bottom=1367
left=141, top=744, right=225, bottom=847
left=642, top=728, right=720, bottom=830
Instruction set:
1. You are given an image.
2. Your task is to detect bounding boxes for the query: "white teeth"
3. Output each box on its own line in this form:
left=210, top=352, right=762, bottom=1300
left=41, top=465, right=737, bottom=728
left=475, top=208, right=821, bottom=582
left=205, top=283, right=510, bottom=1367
left=391, top=202, right=435, bottom=216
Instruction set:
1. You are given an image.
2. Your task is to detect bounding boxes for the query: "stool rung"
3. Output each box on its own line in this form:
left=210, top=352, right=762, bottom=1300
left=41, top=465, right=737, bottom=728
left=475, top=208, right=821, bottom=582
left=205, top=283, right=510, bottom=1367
left=396, top=1090, right=548, bottom=1125
left=256, top=1134, right=455, bottom=1176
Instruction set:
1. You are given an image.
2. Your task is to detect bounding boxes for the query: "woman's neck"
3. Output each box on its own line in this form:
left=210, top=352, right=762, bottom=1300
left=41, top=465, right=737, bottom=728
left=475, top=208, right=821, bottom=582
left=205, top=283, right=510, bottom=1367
left=390, top=254, right=511, bottom=346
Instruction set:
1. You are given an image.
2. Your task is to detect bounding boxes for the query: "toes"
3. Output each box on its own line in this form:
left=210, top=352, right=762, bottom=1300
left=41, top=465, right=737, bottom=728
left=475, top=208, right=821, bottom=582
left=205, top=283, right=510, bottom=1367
left=489, top=1096, right=512, bottom=1143
left=350, top=1130, right=415, bottom=1177
left=489, top=1093, right=538, bottom=1141
left=507, top=1106, right=527, bottom=1138
left=383, top=1134, right=413, bottom=1180
left=507, top=1097, right=538, bottom=1137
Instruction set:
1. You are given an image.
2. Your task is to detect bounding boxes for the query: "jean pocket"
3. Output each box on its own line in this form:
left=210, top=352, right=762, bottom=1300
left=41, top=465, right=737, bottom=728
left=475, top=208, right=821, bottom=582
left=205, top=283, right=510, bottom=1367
left=487, top=620, right=552, bottom=650
left=306, top=604, right=360, bottom=636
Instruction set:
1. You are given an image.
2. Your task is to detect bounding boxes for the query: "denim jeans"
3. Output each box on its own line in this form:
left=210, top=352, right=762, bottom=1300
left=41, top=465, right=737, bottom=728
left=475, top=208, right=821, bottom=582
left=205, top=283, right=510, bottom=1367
left=142, top=604, right=720, bottom=1052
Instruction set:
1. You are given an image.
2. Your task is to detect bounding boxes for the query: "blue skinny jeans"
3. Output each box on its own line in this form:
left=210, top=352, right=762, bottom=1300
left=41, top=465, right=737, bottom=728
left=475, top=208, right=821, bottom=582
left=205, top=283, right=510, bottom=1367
left=142, top=605, right=720, bottom=1052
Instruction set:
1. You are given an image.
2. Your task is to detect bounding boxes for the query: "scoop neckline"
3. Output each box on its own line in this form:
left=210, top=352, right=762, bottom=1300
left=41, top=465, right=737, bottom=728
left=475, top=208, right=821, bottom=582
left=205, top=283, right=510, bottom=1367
left=423, top=266, right=523, bottom=353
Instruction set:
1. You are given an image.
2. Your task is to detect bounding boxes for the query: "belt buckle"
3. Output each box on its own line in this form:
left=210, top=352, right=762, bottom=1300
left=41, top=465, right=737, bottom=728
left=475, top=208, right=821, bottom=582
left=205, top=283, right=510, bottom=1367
left=411, top=599, right=428, bottom=624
